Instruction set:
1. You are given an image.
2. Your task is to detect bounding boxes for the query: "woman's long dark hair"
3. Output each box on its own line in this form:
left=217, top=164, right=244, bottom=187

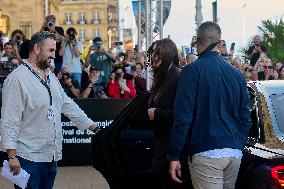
left=151, top=38, right=179, bottom=90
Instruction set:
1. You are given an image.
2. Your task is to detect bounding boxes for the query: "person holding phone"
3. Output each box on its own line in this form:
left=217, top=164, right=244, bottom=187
left=108, top=67, right=136, bottom=98
left=246, top=35, right=267, bottom=67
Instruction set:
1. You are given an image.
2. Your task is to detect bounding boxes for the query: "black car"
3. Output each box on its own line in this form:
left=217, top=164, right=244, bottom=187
left=92, top=80, right=284, bottom=189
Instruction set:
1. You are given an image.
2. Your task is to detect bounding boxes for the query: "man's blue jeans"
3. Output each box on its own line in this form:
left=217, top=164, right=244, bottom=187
left=14, top=157, right=57, bottom=189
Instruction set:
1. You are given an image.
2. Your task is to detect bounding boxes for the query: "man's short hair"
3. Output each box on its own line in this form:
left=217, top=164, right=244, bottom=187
left=45, top=14, right=56, bottom=23
left=197, top=21, right=221, bottom=46
left=66, top=27, right=77, bottom=35
left=29, top=31, right=56, bottom=53
left=93, top=37, right=102, bottom=44
left=4, top=41, right=14, bottom=47
left=11, top=29, right=24, bottom=38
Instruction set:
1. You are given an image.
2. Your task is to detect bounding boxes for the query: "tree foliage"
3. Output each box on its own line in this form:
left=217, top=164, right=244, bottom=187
left=258, top=19, right=284, bottom=63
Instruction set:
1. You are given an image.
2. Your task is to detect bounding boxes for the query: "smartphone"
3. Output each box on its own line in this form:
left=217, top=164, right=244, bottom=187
left=230, top=43, right=235, bottom=51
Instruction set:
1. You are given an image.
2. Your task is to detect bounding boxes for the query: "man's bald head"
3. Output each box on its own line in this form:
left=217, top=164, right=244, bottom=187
left=253, top=35, right=261, bottom=45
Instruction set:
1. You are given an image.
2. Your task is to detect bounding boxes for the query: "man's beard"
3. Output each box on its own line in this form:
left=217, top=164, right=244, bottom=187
left=36, top=55, right=50, bottom=70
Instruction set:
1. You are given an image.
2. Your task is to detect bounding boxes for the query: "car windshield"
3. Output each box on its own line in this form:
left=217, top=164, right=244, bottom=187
left=270, top=93, right=284, bottom=133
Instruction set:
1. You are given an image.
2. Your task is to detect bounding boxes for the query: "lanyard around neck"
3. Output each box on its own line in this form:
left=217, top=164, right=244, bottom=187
left=22, top=62, right=52, bottom=106
left=68, top=43, right=74, bottom=60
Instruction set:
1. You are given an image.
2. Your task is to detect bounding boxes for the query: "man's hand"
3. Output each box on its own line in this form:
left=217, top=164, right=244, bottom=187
left=9, top=158, right=21, bottom=176
left=255, top=46, right=262, bottom=53
left=148, top=108, right=156, bottom=120
left=121, top=84, right=130, bottom=93
left=89, top=123, right=97, bottom=131
left=0, top=51, right=5, bottom=57
left=98, top=46, right=106, bottom=53
left=169, top=161, right=182, bottom=184
left=252, top=48, right=258, bottom=54
left=63, top=78, right=72, bottom=86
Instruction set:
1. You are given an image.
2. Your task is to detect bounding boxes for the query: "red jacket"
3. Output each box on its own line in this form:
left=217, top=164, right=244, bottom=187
left=108, top=79, right=136, bottom=98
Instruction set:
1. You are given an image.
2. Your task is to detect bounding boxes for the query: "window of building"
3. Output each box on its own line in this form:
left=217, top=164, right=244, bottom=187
left=79, top=29, right=85, bottom=41
left=65, top=12, right=72, bottom=24
left=79, top=12, right=86, bottom=24
left=19, top=21, right=32, bottom=39
left=0, top=15, right=10, bottom=35
left=93, top=29, right=100, bottom=38
left=93, top=12, right=100, bottom=24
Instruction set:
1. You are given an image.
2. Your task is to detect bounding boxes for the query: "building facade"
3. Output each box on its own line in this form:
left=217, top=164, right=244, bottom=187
left=0, top=0, right=45, bottom=39
left=0, top=0, right=119, bottom=49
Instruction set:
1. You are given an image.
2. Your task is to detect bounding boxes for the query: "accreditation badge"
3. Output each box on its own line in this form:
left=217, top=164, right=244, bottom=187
left=47, top=105, right=55, bottom=121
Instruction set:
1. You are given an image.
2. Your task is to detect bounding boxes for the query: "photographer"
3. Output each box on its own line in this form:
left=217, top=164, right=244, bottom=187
left=246, top=35, right=267, bottom=66
left=85, top=37, right=116, bottom=81
left=10, top=29, right=30, bottom=59
left=108, top=67, right=136, bottom=99
left=58, top=67, right=81, bottom=98
left=3, top=41, right=20, bottom=59
left=133, top=62, right=146, bottom=96
left=81, top=66, right=107, bottom=98
left=59, top=27, right=83, bottom=89
left=41, top=14, right=65, bottom=75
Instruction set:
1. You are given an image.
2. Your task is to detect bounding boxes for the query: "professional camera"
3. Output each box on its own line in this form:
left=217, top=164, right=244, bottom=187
left=16, top=35, right=22, bottom=41
left=48, top=22, right=54, bottom=27
left=62, top=72, right=71, bottom=80
left=117, top=52, right=127, bottom=62
left=69, top=34, right=76, bottom=41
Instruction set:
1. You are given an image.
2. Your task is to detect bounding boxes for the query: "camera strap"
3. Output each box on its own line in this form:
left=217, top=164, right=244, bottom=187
left=22, top=62, right=54, bottom=121
left=22, top=62, right=52, bottom=106
left=68, top=43, right=74, bottom=60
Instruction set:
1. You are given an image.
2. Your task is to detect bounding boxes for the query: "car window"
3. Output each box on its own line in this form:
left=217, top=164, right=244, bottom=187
left=270, top=93, right=284, bottom=134
left=248, top=86, right=260, bottom=139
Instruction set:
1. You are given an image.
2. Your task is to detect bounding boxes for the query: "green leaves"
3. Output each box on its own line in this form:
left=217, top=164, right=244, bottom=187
left=258, top=19, right=284, bottom=63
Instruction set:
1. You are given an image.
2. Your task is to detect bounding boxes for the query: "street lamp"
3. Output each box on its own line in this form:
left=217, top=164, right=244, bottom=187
left=195, top=0, right=203, bottom=28
left=45, top=0, right=49, bottom=16
left=242, top=1, right=247, bottom=47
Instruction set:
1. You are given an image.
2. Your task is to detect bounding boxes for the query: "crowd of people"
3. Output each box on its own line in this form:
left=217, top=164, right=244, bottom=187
left=0, top=14, right=148, bottom=99
left=0, top=13, right=282, bottom=188
left=0, top=14, right=283, bottom=100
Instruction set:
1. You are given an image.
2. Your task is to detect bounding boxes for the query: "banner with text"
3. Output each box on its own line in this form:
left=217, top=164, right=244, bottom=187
left=60, top=98, right=130, bottom=165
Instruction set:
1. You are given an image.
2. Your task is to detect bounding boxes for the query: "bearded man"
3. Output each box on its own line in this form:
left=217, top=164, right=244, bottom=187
left=0, top=31, right=98, bottom=189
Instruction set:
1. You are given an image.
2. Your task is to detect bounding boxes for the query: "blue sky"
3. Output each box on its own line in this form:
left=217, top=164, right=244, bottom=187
left=120, top=0, right=284, bottom=52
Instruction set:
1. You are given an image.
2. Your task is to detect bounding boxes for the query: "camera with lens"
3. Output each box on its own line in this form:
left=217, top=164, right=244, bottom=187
left=48, top=22, right=54, bottom=28
left=62, top=72, right=71, bottom=80
left=117, top=52, right=128, bottom=63
left=16, top=35, right=22, bottom=41
left=69, top=34, right=76, bottom=41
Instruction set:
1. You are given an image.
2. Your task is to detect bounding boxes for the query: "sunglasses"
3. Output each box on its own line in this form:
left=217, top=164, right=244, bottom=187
left=264, top=66, right=273, bottom=69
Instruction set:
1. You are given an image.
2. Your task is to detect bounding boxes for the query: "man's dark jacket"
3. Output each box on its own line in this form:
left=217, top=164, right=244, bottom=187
left=169, top=51, right=251, bottom=160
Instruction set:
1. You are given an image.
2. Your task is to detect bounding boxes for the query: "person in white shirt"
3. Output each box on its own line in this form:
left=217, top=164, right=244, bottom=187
left=1, top=31, right=97, bottom=189
left=59, top=27, right=83, bottom=89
